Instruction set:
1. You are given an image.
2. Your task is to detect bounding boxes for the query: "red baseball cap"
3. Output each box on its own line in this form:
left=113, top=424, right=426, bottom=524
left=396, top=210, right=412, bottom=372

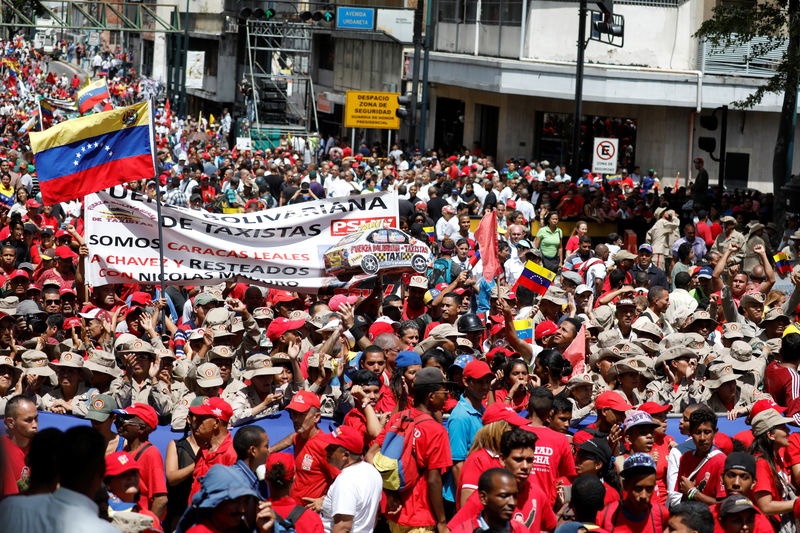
left=113, top=403, right=158, bottom=430
left=129, top=291, right=153, bottom=307
left=266, top=452, right=295, bottom=482
left=271, top=290, right=299, bottom=304
left=265, top=317, right=306, bottom=342
left=55, top=245, right=77, bottom=259
left=189, top=397, right=233, bottom=423
left=749, top=398, right=786, bottom=422
left=55, top=230, right=69, bottom=239
left=506, top=199, right=517, bottom=209
left=463, top=360, right=493, bottom=380
left=105, top=451, right=139, bottom=477
left=535, top=321, right=558, bottom=340
left=639, top=402, right=671, bottom=415
left=8, top=269, right=29, bottom=281
left=482, top=402, right=529, bottom=426
left=595, top=391, right=634, bottom=412
left=368, top=321, right=395, bottom=342
left=63, top=316, right=81, bottom=329
left=60, top=287, right=77, bottom=296
left=329, top=294, right=357, bottom=312
left=318, top=425, right=364, bottom=454
left=286, top=390, right=321, bottom=412
left=489, top=322, right=505, bottom=336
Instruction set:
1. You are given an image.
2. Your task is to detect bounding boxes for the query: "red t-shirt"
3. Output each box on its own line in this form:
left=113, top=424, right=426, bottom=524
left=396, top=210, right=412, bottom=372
left=376, top=408, right=453, bottom=527
left=448, top=476, right=557, bottom=532
left=785, top=433, right=800, bottom=467
left=188, top=432, right=237, bottom=503
left=599, top=501, right=669, bottom=533
left=753, top=454, right=787, bottom=502
left=560, top=196, right=585, bottom=219
left=270, top=495, right=324, bottom=533
left=457, top=448, right=502, bottom=507
left=674, top=449, right=726, bottom=500
left=696, top=222, right=714, bottom=246
left=652, top=435, right=674, bottom=506
left=290, top=430, right=340, bottom=505
left=451, top=518, right=528, bottom=533
left=342, top=408, right=373, bottom=454
left=710, top=500, right=773, bottom=533
left=493, top=389, right=530, bottom=413
left=764, top=362, right=800, bottom=419
left=1, top=436, right=28, bottom=494
left=733, top=429, right=755, bottom=450
left=523, top=426, right=577, bottom=505
left=185, top=523, right=221, bottom=533
left=131, top=441, right=168, bottom=513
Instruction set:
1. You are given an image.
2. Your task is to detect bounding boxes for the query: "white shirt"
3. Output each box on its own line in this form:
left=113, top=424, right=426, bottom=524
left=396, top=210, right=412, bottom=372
left=321, top=461, right=383, bottom=533
left=0, top=486, right=120, bottom=533
left=435, top=216, right=459, bottom=241
left=504, top=255, right=525, bottom=286
left=665, top=288, right=698, bottom=326
left=585, top=260, right=607, bottom=296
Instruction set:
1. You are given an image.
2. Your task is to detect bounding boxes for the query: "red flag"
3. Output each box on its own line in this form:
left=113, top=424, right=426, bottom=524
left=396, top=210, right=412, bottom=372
left=562, top=325, right=586, bottom=380
left=164, top=98, right=172, bottom=124
left=673, top=172, right=681, bottom=193
left=474, top=210, right=498, bottom=282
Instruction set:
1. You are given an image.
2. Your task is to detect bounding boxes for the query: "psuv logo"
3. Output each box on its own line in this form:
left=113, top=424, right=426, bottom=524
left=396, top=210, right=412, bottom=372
left=331, top=217, right=395, bottom=236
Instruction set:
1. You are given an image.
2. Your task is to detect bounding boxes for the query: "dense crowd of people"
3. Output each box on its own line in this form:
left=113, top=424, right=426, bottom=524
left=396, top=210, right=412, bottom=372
left=0, top=33, right=799, bottom=533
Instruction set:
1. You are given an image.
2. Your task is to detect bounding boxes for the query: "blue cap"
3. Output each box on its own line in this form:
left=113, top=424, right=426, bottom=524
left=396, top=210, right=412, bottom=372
left=450, top=354, right=475, bottom=370
left=582, top=168, right=590, bottom=173
left=698, top=266, right=713, bottom=279
left=395, top=350, right=422, bottom=368
left=638, top=244, right=653, bottom=254
left=190, top=465, right=260, bottom=509
left=621, top=452, right=656, bottom=477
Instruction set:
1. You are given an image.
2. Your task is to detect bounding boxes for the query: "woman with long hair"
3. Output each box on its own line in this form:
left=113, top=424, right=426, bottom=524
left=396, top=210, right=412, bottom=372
left=533, top=349, right=572, bottom=397
left=457, top=419, right=510, bottom=508
left=565, top=220, right=589, bottom=255
left=749, top=410, right=798, bottom=529
left=488, top=358, right=530, bottom=412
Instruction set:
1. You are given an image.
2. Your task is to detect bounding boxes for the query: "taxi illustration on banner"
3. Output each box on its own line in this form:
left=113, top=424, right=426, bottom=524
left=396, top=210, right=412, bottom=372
left=323, top=225, right=433, bottom=281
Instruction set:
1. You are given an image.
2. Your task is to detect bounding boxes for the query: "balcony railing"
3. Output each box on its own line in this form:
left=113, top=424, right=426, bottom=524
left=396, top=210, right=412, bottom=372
left=698, top=35, right=786, bottom=78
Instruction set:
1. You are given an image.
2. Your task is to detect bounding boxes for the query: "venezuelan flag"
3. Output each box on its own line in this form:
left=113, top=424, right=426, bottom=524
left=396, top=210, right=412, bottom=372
left=514, top=319, right=533, bottom=344
left=423, top=226, right=435, bottom=239
left=30, top=101, right=154, bottom=205
left=77, top=80, right=110, bottom=114
left=775, top=252, right=792, bottom=276
left=39, top=98, right=54, bottom=122
left=513, top=260, right=556, bottom=295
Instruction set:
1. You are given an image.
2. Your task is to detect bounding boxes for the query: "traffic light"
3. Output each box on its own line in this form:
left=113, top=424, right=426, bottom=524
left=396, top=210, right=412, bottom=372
left=698, top=114, right=718, bottom=154
left=396, top=94, right=411, bottom=120
left=239, top=7, right=275, bottom=20
left=300, top=8, right=334, bottom=23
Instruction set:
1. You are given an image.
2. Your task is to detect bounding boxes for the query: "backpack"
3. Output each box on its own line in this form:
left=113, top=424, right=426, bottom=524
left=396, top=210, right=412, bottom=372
left=577, top=257, right=604, bottom=282
left=372, top=409, right=434, bottom=491
left=273, top=505, right=307, bottom=533
left=428, top=258, right=452, bottom=287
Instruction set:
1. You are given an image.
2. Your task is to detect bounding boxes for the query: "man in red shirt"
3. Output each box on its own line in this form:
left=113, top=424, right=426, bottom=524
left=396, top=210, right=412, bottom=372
left=370, top=367, right=453, bottom=533
left=2, top=396, right=37, bottom=494
left=449, top=428, right=557, bottom=532
left=524, top=387, right=577, bottom=505
left=283, top=390, right=339, bottom=509
left=599, top=453, right=669, bottom=533
left=264, top=452, right=324, bottom=531
left=709, top=452, right=773, bottom=533
left=764, top=332, right=800, bottom=424
left=675, top=407, right=726, bottom=505
left=187, top=397, right=237, bottom=504
left=114, top=402, right=168, bottom=518
left=573, top=390, right=633, bottom=449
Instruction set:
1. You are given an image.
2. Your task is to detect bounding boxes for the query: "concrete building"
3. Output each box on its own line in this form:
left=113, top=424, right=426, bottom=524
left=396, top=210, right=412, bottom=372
left=421, top=0, right=800, bottom=191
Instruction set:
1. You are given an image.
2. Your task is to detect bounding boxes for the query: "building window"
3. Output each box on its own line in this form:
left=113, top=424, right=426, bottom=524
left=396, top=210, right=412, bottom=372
left=481, top=0, right=522, bottom=24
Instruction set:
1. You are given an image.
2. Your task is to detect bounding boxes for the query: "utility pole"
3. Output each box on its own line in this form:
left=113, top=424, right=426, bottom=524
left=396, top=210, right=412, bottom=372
left=419, top=0, right=434, bottom=152
left=180, top=0, right=189, bottom=116
left=408, top=0, right=424, bottom=154
left=570, top=0, right=587, bottom=178
left=719, top=104, right=728, bottom=188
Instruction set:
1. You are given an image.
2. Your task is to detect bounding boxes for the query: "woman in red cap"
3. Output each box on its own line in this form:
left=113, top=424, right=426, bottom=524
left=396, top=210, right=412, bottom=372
left=104, top=451, right=163, bottom=532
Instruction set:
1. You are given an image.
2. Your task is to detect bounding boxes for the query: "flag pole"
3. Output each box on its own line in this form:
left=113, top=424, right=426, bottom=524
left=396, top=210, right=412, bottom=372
left=148, top=98, right=168, bottom=333
left=37, top=98, right=43, bottom=131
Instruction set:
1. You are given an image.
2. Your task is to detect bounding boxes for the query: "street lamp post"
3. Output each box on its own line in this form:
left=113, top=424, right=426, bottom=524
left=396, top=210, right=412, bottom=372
left=570, top=0, right=587, bottom=178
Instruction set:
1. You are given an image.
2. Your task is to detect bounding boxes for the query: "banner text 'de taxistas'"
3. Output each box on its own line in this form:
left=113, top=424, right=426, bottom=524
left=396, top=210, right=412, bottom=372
left=85, top=187, right=399, bottom=290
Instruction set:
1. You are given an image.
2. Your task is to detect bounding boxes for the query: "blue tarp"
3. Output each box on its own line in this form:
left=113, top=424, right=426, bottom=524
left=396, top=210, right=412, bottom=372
left=36, top=410, right=758, bottom=460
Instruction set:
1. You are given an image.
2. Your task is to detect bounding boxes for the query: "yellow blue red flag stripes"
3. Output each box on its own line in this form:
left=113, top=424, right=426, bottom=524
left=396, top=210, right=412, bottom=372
left=513, top=260, right=556, bottom=295
left=775, top=252, right=792, bottom=276
left=514, top=319, right=533, bottom=344
left=77, top=79, right=110, bottom=114
left=30, top=101, right=154, bottom=205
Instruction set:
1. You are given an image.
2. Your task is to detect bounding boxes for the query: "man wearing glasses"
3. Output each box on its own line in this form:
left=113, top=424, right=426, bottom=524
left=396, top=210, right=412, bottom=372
left=113, top=403, right=168, bottom=520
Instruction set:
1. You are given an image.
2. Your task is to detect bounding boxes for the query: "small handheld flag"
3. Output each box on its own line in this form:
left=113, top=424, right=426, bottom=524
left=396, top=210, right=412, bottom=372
left=423, top=226, right=435, bottom=240
left=76, top=80, right=111, bottom=115
left=30, top=101, right=155, bottom=204
left=513, top=261, right=556, bottom=295
left=513, top=319, right=533, bottom=344
left=775, top=252, right=792, bottom=276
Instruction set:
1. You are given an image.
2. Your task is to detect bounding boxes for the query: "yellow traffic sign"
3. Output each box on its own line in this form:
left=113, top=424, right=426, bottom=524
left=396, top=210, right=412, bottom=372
left=344, top=91, right=400, bottom=130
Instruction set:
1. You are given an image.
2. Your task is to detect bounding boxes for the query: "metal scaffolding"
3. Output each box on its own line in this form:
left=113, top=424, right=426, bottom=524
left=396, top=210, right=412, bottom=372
left=0, top=1, right=182, bottom=32
left=244, top=19, right=318, bottom=147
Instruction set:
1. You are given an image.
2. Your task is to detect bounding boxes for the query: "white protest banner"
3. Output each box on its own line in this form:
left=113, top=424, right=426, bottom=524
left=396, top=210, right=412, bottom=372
left=85, top=187, right=399, bottom=291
